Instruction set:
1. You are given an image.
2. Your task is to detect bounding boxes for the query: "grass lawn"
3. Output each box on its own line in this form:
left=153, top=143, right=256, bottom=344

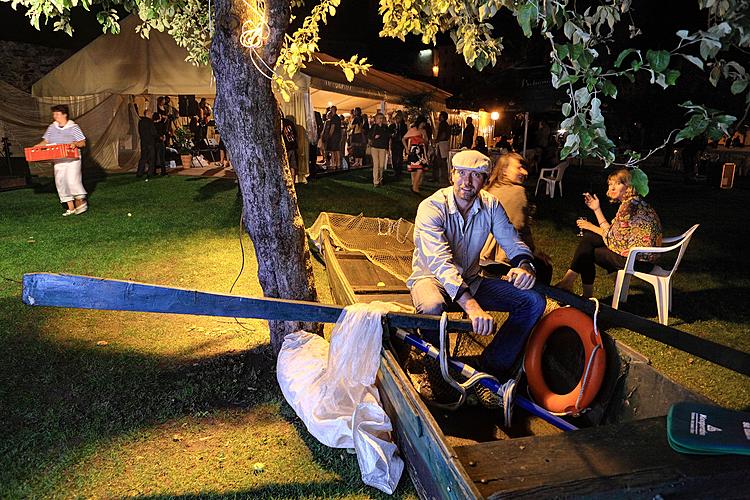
left=1, top=165, right=748, bottom=498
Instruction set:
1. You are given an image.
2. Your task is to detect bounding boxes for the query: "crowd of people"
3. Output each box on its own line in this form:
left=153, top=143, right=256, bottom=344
left=310, top=108, right=512, bottom=191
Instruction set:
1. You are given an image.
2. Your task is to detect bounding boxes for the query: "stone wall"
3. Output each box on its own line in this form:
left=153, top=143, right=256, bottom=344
left=0, top=41, right=72, bottom=92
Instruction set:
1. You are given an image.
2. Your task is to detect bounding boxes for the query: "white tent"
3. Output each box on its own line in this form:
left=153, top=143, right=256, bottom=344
left=10, top=16, right=450, bottom=171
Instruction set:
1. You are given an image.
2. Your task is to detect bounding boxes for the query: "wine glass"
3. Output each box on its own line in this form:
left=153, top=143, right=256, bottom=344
left=577, top=217, right=587, bottom=237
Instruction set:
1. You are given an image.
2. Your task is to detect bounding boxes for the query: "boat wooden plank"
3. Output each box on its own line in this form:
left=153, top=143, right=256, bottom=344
left=322, top=232, right=480, bottom=499
left=352, top=286, right=410, bottom=294
left=378, top=348, right=481, bottom=499
left=455, top=416, right=750, bottom=498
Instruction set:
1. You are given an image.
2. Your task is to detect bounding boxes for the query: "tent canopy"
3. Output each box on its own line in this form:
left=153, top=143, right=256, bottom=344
left=32, top=16, right=450, bottom=110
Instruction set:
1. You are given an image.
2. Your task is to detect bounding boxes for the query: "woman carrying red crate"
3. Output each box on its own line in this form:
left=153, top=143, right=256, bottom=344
left=34, top=104, right=88, bottom=216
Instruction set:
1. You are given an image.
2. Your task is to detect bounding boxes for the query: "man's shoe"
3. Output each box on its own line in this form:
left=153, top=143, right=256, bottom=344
left=419, top=356, right=464, bottom=404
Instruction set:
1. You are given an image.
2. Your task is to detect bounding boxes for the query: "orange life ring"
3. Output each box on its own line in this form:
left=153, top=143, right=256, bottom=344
left=524, top=307, right=606, bottom=415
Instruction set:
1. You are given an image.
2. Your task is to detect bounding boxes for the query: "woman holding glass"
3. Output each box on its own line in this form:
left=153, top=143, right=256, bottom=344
left=556, top=168, right=662, bottom=297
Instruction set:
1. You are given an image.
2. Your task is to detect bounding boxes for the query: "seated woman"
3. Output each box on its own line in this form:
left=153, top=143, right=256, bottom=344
left=556, top=168, right=662, bottom=298
left=481, top=153, right=553, bottom=285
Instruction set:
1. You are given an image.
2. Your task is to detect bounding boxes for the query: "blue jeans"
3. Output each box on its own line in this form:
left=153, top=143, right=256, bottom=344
left=410, top=277, right=546, bottom=376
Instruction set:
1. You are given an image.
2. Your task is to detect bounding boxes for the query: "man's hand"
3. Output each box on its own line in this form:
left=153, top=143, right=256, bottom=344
left=457, top=295, right=495, bottom=335
left=507, top=265, right=536, bottom=290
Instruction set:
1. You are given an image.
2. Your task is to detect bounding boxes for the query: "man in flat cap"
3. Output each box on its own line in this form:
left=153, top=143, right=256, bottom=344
left=408, top=150, right=546, bottom=401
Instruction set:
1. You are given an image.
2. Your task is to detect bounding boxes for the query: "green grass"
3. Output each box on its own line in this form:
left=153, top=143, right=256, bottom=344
left=1, top=166, right=748, bottom=498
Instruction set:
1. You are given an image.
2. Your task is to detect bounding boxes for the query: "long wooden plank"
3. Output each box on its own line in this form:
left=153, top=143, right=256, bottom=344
left=21, top=273, right=474, bottom=332
left=455, top=416, right=750, bottom=498
left=536, top=283, right=750, bottom=377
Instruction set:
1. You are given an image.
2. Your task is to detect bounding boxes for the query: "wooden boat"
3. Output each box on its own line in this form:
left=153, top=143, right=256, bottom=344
left=317, top=229, right=750, bottom=498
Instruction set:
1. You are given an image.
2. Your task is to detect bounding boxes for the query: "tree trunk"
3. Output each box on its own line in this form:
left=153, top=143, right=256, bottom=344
left=211, top=0, right=319, bottom=354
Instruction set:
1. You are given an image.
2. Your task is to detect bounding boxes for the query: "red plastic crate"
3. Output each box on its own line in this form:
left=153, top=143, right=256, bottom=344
left=24, top=144, right=80, bottom=162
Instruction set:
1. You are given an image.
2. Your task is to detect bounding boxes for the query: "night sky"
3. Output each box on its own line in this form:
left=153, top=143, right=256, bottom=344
left=0, top=0, right=735, bottom=132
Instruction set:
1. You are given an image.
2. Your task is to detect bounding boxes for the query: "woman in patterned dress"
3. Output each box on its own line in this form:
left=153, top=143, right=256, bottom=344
left=556, top=168, right=662, bottom=298
left=402, top=116, right=430, bottom=194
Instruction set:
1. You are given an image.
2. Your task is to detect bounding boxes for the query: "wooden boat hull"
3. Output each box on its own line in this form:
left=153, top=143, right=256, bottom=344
left=319, top=232, right=750, bottom=499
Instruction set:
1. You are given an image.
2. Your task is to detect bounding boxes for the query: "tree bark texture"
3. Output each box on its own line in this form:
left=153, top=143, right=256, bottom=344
left=211, top=0, right=319, bottom=354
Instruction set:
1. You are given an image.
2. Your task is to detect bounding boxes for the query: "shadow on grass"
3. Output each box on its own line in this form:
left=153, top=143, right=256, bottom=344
left=0, top=297, right=341, bottom=495
left=603, top=284, right=750, bottom=326
left=139, top=478, right=414, bottom=499
left=194, top=178, right=238, bottom=202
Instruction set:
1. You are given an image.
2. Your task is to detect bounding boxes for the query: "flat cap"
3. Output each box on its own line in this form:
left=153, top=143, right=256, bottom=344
left=452, top=150, right=490, bottom=174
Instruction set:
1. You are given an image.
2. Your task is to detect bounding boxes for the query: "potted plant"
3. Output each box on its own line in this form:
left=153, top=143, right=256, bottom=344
left=173, top=126, right=194, bottom=168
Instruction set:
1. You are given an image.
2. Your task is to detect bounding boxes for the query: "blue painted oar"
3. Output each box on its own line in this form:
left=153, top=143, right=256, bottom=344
left=23, top=273, right=574, bottom=431
left=393, top=329, right=578, bottom=432
left=21, top=273, right=474, bottom=333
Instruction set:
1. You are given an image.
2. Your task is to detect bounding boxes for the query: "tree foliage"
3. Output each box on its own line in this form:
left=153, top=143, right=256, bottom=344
left=4, top=0, right=749, bottom=166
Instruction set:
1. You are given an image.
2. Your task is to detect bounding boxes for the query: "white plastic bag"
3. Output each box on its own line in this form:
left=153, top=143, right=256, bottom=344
left=277, top=302, right=406, bottom=494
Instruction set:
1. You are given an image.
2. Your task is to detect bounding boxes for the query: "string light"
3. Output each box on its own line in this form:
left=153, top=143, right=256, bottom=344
left=238, top=0, right=282, bottom=81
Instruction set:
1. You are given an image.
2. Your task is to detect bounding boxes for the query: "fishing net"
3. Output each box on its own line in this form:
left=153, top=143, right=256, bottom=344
left=307, top=212, right=416, bottom=282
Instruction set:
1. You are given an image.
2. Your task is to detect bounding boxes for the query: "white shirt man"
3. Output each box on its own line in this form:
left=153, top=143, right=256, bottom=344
left=408, top=150, right=546, bottom=378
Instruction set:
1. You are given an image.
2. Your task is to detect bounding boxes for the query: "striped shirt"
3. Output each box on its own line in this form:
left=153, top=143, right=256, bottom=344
left=43, top=120, right=85, bottom=144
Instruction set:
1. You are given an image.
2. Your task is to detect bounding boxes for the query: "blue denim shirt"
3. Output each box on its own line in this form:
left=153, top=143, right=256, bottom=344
left=407, top=187, right=532, bottom=300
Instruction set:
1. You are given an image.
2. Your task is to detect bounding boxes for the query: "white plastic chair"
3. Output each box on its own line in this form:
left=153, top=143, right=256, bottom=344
left=535, top=161, right=570, bottom=198
left=611, top=224, right=700, bottom=325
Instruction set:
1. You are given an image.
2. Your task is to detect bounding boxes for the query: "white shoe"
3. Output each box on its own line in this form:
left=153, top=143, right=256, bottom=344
left=62, top=209, right=76, bottom=217
left=74, top=203, right=88, bottom=215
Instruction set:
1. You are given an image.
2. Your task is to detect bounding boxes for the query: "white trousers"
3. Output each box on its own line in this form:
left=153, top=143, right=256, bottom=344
left=371, top=147, right=388, bottom=185
left=54, top=159, right=87, bottom=203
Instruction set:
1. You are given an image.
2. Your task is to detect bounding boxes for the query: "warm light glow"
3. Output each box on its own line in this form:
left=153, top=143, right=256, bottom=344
left=490, top=111, right=500, bottom=121
left=327, top=101, right=333, bottom=107
left=432, top=65, right=439, bottom=77
left=558, top=128, right=567, bottom=135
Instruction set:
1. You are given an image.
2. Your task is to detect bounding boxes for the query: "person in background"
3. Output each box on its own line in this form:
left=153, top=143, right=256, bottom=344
left=481, top=153, right=553, bottom=284
left=403, top=116, right=430, bottom=194
left=556, top=168, right=662, bottom=298
left=152, top=112, right=168, bottom=176
left=137, top=108, right=158, bottom=179
left=198, top=98, right=211, bottom=143
left=389, top=110, right=407, bottom=179
left=474, top=136, right=488, bottom=155
left=461, top=117, right=475, bottom=149
left=326, top=106, right=342, bottom=170
left=434, top=111, right=451, bottom=185
left=282, top=114, right=299, bottom=182
left=368, top=112, right=391, bottom=187
left=349, top=107, right=365, bottom=167
left=34, top=104, right=88, bottom=216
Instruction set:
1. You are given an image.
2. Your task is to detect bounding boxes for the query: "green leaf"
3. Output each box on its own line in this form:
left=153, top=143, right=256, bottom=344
left=516, top=2, right=538, bottom=38
left=556, top=43, right=569, bottom=60
left=709, top=64, right=721, bottom=86
left=646, top=49, right=670, bottom=73
left=573, top=87, right=591, bottom=108
left=562, top=102, right=572, bottom=116
left=564, top=20, right=576, bottom=39
left=665, top=69, right=680, bottom=86
left=680, top=54, right=704, bottom=70
left=730, top=80, right=748, bottom=94
left=614, top=48, right=636, bottom=68
left=558, top=75, right=580, bottom=86
left=602, top=80, right=618, bottom=98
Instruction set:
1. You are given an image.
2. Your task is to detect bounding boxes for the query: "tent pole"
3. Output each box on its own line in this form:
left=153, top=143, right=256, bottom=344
left=522, top=111, right=529, bottom=158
